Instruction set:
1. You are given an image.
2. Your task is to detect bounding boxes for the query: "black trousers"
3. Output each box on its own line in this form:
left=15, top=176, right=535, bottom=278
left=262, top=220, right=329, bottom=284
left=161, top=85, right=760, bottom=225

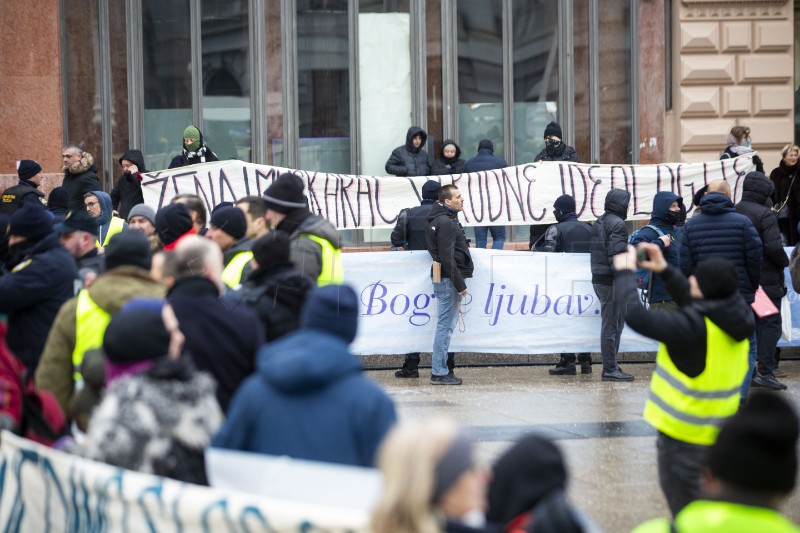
left=402, top=352, right=454, bottom=371
left=756, top=295, right=782, bottom=376
left=656, top=431, right=706, bottom=516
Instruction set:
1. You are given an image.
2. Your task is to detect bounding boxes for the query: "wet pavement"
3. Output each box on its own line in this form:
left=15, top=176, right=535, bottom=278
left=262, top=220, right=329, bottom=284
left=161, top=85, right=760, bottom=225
left=366, top=358, right=800, bottom=532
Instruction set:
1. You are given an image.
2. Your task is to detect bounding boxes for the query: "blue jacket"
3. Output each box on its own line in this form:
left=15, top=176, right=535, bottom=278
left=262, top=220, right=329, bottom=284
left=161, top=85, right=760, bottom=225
left=630, top=191, right=683, bottom=303
left=0, top=233, right=78, bottom=374
left=680, top=192, right=762, bottom=303
left=462, top=149, right=509, bottom=173
left=213, top=329, right=397, bottom=467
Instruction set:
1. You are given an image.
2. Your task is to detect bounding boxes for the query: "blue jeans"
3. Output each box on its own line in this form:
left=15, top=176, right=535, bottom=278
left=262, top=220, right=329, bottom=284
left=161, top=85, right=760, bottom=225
left=432, top=278, right=462, bottom=376
left=740, top=327, right=758, bottom=400
left=474, top=226, right=506, bottom=249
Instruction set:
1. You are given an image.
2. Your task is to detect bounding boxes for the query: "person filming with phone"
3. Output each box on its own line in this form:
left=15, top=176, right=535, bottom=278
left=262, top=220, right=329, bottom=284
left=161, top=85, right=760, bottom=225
left=612, top=242, right=755, bottom=517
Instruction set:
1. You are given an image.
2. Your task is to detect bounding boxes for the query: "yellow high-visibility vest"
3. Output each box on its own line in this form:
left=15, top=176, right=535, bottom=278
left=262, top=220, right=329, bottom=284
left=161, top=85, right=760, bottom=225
left=72, top=290, right=111, bottom=382
left=96, top=216, right=126, bottom=247
left=221, top=250, right=254, bottom=289
left=302, top=233, right=343, bottom=286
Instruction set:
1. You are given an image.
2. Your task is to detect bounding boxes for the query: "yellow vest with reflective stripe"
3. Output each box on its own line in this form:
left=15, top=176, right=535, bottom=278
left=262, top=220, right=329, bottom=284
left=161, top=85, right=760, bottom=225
left=632, top=500, right=800, bottom=533
left=302, top=233, right=343, bottom=286
left=221, top=250, right=254, bottom=289
left=96, top=216, right=126, bottom=247
left=72, top=290, right=111, bottom=382
left=643, top=317, right=748, bottom=446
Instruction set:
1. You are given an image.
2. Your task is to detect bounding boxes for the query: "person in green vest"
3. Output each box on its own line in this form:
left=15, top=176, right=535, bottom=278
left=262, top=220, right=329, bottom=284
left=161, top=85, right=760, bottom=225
left=206, top=204, right=253, bottom=289
left=262, top=173, right=342, bottom=286
left=612, top=242, right=755, bottom=516
left=83, top=190, right=126, bottom=248
left=633, top=392, right=800, bottom=533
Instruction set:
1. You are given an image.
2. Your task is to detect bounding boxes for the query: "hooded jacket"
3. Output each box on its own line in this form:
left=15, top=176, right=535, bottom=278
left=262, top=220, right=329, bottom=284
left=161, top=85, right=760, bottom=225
left=89, top=190, right=127, bottom=246
left=425, top=202, right=474, bottom=293
left=110, top=149, right=146, bottom=220
left=431, top=139, right=465, bottom=175
left=615, top=265, right=754, bottom=378
left=62, top=152, right=101, bottom=212
left=590, top=189, right=631, bottom=284
left=168, top=129, right=220, bottom=169
left=385, top=126, right=431, bottom=177
left=212, top=328, right=397, bottom=467
left=630, top=191, right=683, bottom=303
left=680, top=193, right=762, bottom=304
left=736, top=173, right=789, bottom=300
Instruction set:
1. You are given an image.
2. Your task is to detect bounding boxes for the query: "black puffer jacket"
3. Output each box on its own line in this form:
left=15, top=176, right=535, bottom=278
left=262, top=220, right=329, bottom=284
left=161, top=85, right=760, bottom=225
left=590, top=189, right=631, bottom=284
left=62, top=152, right=101, bottom=211
left=534, top=143, right=581, bottom=163
left=736, top=172, right=789, bottom=300
left=431, top=139, right=465, bottom=175
left=680, top=193, right=762, bottom=304
left=110, top=149, right=146, bottom=220
left=425, top=202, right=474, bottom=293
left=238, top=265, right=314, bottom=342
left=385, top=127, right=430, bottom=177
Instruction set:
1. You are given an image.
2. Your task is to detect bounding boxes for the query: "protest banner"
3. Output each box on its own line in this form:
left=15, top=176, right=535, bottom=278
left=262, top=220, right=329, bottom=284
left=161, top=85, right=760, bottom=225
left=0, top=431, right=368, bottom=532
left=141, top=155, right=757, bottom=230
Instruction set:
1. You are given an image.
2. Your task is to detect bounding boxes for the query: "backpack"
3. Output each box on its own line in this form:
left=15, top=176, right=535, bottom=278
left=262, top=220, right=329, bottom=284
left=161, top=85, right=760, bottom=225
left=629, top=225, right=665, bottom=301
left=0, top=322, right=67, bottom=446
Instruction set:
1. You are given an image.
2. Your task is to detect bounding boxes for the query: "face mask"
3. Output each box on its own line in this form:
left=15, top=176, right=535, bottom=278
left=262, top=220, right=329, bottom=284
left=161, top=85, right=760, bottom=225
left=545, top=138, right=562, bottom=149
left=742, top=139, right=751, bottom=148
left=665, top=211, right=679, bottom=225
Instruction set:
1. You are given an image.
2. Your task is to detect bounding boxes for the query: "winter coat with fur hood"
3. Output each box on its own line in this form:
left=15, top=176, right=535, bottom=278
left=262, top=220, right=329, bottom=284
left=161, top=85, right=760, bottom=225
left=62, top=152, right=101, bottom=212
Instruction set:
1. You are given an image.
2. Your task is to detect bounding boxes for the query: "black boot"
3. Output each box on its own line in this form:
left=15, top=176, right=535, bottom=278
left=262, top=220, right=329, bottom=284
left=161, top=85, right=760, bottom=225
left=577, top=353, right=592, bottom=374
left=549, top=353, right=577, bottom=375
left=395, top=353, right=420, bottom=378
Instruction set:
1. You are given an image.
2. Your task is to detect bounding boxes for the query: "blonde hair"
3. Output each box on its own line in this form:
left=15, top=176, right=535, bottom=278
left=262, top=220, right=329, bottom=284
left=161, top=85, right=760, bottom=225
left=781, top=144, right=800, bottom=159
left=369, top=417, right=459, bottom=533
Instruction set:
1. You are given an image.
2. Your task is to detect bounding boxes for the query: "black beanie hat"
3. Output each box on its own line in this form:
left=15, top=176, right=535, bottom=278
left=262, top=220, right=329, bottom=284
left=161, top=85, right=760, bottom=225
left=707, top=392, right=799, bottom=493
left=48, top=187, right=69, bottom=211
left=478, top=139, right=494, bottom=153
left=422, top=180, right=442, bottom=201
left=252, top=230, right=292, bottom=273
left=263, top=173, right=307, bottom=214
left=103, top=307, right=171, bottom=364
left=544, top=121, right=563, bottom=139
left=17, top=160, right=42, bottom=181
left=553, top=194, right=576, bottom=213
left=209, top=206, right=247, bottom=240
left=301, top=284, right=359, bottom=343
left=694, top=258, right=738, bottom=299
left=9, top=200, right=53, bottom=241
left=156, top=203, right=193, bottom=246
left=104, top=230, right=152, bottom=271
left=487, top=433, right=568, bottom=525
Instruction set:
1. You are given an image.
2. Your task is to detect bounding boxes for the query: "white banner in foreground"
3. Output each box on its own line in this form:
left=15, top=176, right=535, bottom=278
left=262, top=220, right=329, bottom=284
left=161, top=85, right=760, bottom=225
left=0, top=431, right=368, bottom=532
left=141, top=155, right=756, bottom=230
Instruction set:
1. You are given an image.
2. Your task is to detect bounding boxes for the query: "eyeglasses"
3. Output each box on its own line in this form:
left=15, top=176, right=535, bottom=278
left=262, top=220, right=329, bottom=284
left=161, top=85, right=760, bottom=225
left=85, top=202, right=98, bottom=208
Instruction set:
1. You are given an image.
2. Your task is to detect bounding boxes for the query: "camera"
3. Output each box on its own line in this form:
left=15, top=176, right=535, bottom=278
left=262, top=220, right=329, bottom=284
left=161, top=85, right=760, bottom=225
left=637, top=247, right=649, bottom=263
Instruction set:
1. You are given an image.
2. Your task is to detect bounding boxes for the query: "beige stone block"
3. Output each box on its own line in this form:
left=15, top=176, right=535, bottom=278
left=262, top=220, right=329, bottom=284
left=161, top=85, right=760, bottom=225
left=681, top=119, right=736, bottom=150
left=754, top=21, right=792, bottom=52
left=680, top=151, right=723, bottom=163
left=680, top=55, right=735, bottom=84
left=721, top=21, right=751, bottom=52
left=754, top=86, right=794, bottom=116
left=738, top=54, right=792, bottom=83
left=680, top=87, right=720, bottom=116
left=680, top=22, right=719, bottom=52
left=747, top=117, right=794, bottom=148
left=721, top=86, right=752, bottom=116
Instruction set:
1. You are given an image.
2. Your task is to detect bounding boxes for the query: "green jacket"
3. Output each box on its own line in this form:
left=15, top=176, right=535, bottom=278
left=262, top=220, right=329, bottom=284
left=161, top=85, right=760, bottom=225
left=633, top=500, right=800, bottom=533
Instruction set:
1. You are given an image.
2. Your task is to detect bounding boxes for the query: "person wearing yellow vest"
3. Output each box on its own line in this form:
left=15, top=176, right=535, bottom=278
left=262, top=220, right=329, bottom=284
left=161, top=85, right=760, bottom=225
left=206, top=205, right=253, bottom=289
left=633, top=392, right=800, bottom=533
left=262, top=173, right=342, bottom=286
left=35, top=231, right=165, bottom=428
left=84, top=190, right=126, bottom=247
left=612, top=242, right=755, bottom=517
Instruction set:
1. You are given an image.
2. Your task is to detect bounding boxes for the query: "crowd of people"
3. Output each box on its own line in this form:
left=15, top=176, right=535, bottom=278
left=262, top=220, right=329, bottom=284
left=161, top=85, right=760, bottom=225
left=0, top=122, right=798, bottom=531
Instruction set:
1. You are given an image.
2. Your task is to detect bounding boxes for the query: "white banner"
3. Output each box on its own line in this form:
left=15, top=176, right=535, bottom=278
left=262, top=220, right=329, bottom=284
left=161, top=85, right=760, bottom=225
left=0, top=431, right=368, bottom=532
left=141, top=155, right=757, bottom=230
left=345, top=249, right=658, bottom=355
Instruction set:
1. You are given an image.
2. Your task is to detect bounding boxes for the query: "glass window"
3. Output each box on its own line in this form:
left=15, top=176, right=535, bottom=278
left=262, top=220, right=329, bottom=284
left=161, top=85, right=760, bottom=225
left=201, top=0, right=251, bottom=162
left=426, top=0, right=443, bottom=163
left=457, top=0, right=504, bottom=158
left=599, top=0, right=632, bottom=163
left=297, top=0, right=351, bottom=173
left=142, top=0, right=192, bottom=171
left=512, top=0, right=560, bottom=165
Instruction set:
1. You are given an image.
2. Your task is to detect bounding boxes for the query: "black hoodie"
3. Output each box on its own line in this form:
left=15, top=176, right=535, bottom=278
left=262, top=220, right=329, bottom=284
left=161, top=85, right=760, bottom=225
left=110, top=149, right=147, bottom=220
left=615, top=265, right=754, bottom=377
left=385, top=126, right=430, bottom=177
left=431, top=139, right=465, bottom=175
left=590, top=189, right=631, bottom=284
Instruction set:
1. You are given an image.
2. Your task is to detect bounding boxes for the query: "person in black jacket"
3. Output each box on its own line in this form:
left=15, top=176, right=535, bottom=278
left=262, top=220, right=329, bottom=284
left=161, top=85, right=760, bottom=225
left=110, top=149, right=146, bottom=220
left=0, top=160, right=47, bottom=215
left=590, top=188, right=633, bottom=381
left=385, top=126, right=430, bottom=177
left=426, top=185, right=474, bottom=385
left=391, top=181, right=455, bottom=378
left=168, top=125, right=219, bottom=169
left=534, top=194, right=594, bottom=376
left=735, top=171, right=789, bottom=390
left=533, top=121, right=581, bottom=163
left=462, top=139, right=509, bottom=250
left=431, top=140, right=465, bottom=176
left=61, top=145, right=101, bottom=212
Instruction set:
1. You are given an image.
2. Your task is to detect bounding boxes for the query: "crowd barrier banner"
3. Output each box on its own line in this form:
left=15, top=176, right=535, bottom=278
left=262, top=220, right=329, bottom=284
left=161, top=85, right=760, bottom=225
left=141, top=155, right=756, bottom=230
left=0, top=431, right=368, bottom=532
left=344, top=248, right=799, bottom=355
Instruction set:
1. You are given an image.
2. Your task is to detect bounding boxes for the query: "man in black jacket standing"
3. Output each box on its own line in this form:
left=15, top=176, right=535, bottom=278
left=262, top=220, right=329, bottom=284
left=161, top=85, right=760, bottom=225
left=735, top=171, right=789, bottom=390
left=533, top=122, right=580, bottom=163
left=425, top=184, right=473, bottom=385
left=110, top=149, right=146, bottom=220
left=462, top=139, right=509, bottom=249
left=385, top=126, right=430, bottom=177
left=61, top=145, right=101, bottom=212
left=0, top=160, right=47, bottom=215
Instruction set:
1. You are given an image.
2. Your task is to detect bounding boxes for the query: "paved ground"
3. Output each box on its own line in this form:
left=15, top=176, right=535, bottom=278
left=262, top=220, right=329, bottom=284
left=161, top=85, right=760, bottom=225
left=366, top=358, right=800, bottom=532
